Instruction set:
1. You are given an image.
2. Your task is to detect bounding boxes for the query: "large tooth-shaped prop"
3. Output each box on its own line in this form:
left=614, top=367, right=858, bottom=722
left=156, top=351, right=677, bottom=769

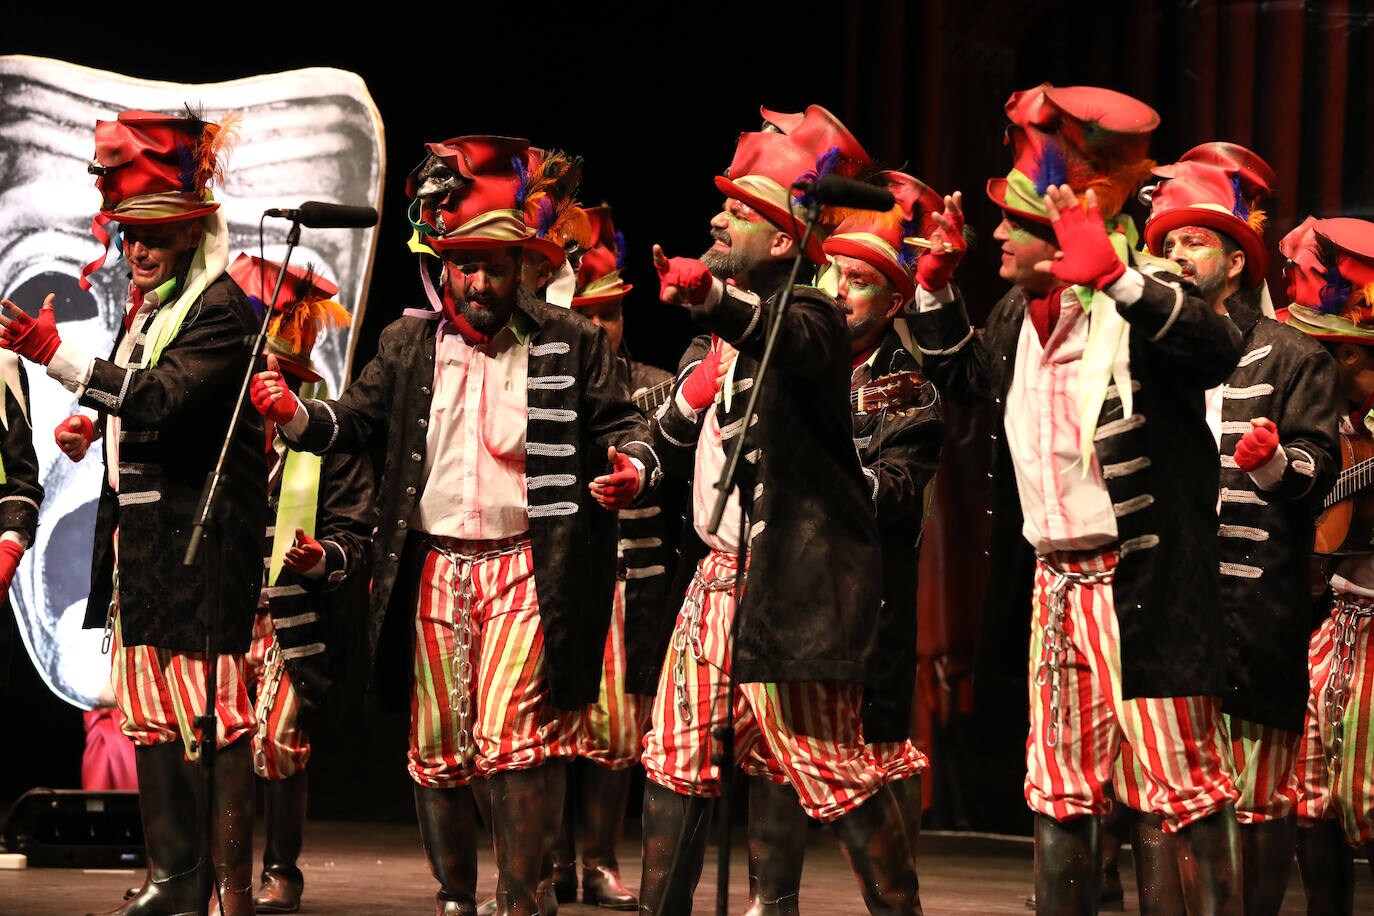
left=0, top=55, right=385, bottom=710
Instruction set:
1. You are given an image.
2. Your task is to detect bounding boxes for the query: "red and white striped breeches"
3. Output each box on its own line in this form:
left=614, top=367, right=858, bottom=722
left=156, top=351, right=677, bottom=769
left=1293, top=593, right=1374, bottom=844
left=1027, top=552, right=1238, bottom=833
left=574, top=578, right=650, bottom=768
left=642, top=549, right=884, bottom=824
left=244, top=610, right=310, bottom=780
left=870, top=741, right=930, bottom=785
left=109, top=606, right=254, bottom=759
left=408, top=538, right=568, bottom=788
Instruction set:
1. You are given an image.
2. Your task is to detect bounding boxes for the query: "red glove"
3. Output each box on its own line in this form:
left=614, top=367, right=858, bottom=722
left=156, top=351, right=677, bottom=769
left=591, top=446, right=640, bottom=511
left=250, top=354, right=300, bottom=426
left=1234, top=418, right=1280, bottom=473
left=0, top=295, right=62, bottom=365
left=0, top=539, right=24, bottom=598
left=54, top=414, right=94, bottom=462
left=680, top=346, right=724, bottom=411
left=915, top=194, right=968, bottom=292
left=283, top=527, right=325, bottom=575
left=654, top=249, right=715, bottom=305
left=1043, top=187, right=1127, bottom=291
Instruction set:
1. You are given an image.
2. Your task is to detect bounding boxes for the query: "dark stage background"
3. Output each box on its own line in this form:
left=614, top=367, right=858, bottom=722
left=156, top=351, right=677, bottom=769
left=2, top=2, right=1372, bottom=835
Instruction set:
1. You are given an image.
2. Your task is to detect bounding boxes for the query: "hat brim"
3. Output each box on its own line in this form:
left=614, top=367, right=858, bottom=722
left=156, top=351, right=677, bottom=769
left=104, top=202, right=219, bottom=226
left=822, top=237, right=915, bottom=302
left=426, top=234, right=535, bottom=253
left=984, top=178, right=1051, bottom=226
left=270, top=351, right=323, bottom=383
left=1143, top=209, right=1268, bottom=285
left=714, top=175, right=827, bottom=264
left=571, top=286, right=632, bottom=309
left=1283, top=303, right=1374, bottom=344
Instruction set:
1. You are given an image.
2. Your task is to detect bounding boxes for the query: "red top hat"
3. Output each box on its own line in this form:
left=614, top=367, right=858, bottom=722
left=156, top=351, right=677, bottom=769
left=90, top=110, right=231, bottom=225
left=519, top=147, right=591, bottom=269
left=821, top=171, right=943, bottom=302
left=414, top=136, right=538, bottom=253
left=986, top=84, right=1159, bottom=225
left=1279, top=216, right=1374, bottom=343
left=228, top=253, right=349, bottom=382
left=572, top=205, right=633, bottom=308
left=715, top=104, right=872, bottom=263
left=1143, top=142, right=1275, bottom=285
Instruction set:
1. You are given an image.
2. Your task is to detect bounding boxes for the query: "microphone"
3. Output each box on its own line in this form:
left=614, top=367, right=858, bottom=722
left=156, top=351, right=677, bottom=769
left=792, top=175, right=895, bottom=212
left=264, top=201, right=379, bottom=228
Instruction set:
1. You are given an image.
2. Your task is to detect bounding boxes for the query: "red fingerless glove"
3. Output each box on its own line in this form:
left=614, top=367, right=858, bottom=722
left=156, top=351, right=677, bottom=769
left=1048, top=199, right=1127, bottom=291
left=2, top=302, right=62, bottom=365
left=54, top=414, right=94, bottom=457
left=250, top=371, right=300, bottom=426
left=0, top=539, right=24, bottom=597
left=600, top=450, right=640, bottom=510
left=916, top=214, right=967, bottom=292
left=283, top=528, right=325, bottom=575
left=1234, top=421, right=1280, bottom=473
left=679, top=347, right=723, bottom=411
left=657, top=256, right=715, bottom=305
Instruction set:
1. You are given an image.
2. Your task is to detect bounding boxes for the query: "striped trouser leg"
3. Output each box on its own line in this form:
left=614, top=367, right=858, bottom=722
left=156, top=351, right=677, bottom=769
left=870, top=740, right=930, bottom=785
left=1026, top=553, right=1238, bottom=832
left=110, top=605, right=255, bottom=759
left=408, top=541, right=561, bottom=788
left=245, top=611, right=310, bottom=780
left=1296, top=593, right=1374, bottom=844
left=1222, top=716, right=1300, bottom=824
left=576, top=577, right=650, bottom=769
left=642, top=550, right=744, bottom=798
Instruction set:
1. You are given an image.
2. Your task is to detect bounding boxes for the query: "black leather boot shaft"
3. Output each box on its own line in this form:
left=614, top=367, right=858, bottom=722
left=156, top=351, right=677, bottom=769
left=415, top=783, right=479, bottom=916
left=637, top=780, right=712, bottom=915
left=488, top=767, right=550, bottom=916
left=1130, top=810, right=1184, bottom=916
left=255, top=769, right=308, bottom=913
left=742, top=775, right=808, bottom=916
left=1033, top=813, right=1099, bottom=916
left=1295, top=820, right=1354, bottom=916
left=830, top=785, right=923, bottom=915
left=578, top=762, right=637, bottom=909
left=1239, top=814, right=1295, bottom=916
left=208, top=738, right=256, bottom=916
left=1175, top=803, right=1243, bottom=916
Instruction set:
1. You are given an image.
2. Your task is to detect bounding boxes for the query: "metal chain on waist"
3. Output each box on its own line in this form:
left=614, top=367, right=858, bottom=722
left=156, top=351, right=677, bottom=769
left=1322, top=594, right=1374, bottom=770
left=672, top=565, right=740, bottom=724
left=1034, top=562, right=1115, bottom=749
left=101, top=567, right=119, bottom=655
left=253, top=638, right=285, bottom=775
left=432, top=541, right=526, bottom=761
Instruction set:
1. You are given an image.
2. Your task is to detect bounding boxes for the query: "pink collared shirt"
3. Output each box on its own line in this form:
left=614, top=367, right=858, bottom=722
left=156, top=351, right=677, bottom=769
left=412, top=321, right=529, bottom=540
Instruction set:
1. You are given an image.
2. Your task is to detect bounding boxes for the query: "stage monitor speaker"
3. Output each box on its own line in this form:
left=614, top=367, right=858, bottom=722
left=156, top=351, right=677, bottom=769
left=2, top=788, right=146, bottom=868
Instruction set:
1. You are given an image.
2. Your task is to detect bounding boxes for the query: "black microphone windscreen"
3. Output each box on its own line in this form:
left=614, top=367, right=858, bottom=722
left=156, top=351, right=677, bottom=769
left=296, top=201, right=380, bottom=229
left=810, top=176, right=896, bottom=213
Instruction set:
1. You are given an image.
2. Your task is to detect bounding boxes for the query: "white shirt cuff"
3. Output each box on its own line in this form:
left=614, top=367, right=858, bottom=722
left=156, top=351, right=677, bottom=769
left=1, top=530, right=29, bottom=549
left=1105, top=267, right=1144, bottom=305
left=281, top=400, right=310, bottom=440
left=913, top=284, right=956, bottom=312
left=47, top=341, right=93, bottom=394
left=628, top=456, right=646, bottom=493
left=702, top=276, right=724, bottom=309
left=1246, top=445, right=1289, bottom=492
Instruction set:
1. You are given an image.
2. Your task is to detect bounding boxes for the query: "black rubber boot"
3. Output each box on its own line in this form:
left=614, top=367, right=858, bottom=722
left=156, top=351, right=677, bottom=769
left=830, top=785, right=922, bottom=915
left=742, top=776, right=808, bottom=916
left=1239, top=814, right=1295, bottom=916
left=207, top=738, right=255, bottom=916
left=1130, top=810, right=1184, bottom=915
left=551, top=764, right=577, bottom=903
left=578, top=762, right=637, bottom=910
left=887, top=776, right=923, bottom=863
left=87, top=742, right=205, bottom=916
left=415, top=783, right=479, bottom=916
left=488, top=767, right=550, bottom=916
left=1097, top=802, right=1126, bottom=911
left=1175, top=803, right=1243, bottom=916
left=1295, top=819, right=1353, bottom=915
left=1033, top=813, right=1099, bottom=916
left=637, top=779, right=713, bottom=915
left=254, top=769, right=308, bottom=913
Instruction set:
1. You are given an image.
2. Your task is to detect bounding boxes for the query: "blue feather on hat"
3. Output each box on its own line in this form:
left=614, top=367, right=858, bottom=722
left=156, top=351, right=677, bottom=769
left=1319, top=256, right=1353, bottom=315
left=512, top=155, right=530, bottom=208
left=793, top=145, right=843, bottom=208
left=1231, top=174, right=1250, bottom=222
left=176, top=140, right=198, bottom=193
left=898, top=214, right=921, bottom=271
left=614, top=230, right=627, bottom=270
left=1032, top=140, right=1068, bottom=196
left=535, top=196, right=556, bottom=238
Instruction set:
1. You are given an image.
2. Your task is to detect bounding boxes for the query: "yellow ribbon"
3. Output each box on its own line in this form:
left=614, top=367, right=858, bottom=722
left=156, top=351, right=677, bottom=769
left=268, top=380, right=325, bottom=585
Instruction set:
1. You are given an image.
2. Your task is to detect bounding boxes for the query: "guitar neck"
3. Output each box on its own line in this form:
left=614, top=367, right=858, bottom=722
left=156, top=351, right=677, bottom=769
left=633, top=378, right=675, bottom=413
left=1326, top=456, right=1374, bottom=509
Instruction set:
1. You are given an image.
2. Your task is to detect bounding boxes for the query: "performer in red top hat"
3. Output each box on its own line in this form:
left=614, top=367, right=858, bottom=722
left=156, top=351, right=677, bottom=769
left=1281, top=216, right=1374, bottom=912
left=911, top=84, right=1247, bottom=914
left=1111, top=144, right=1340, bottom=913
left=250, top=134, right=659, bottom=916
left=2, top=107, right=268, bottom=916
left=643, top=104, right=921, bottom=914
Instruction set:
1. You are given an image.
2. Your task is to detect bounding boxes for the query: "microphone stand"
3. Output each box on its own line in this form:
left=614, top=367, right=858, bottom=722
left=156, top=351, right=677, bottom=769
left=184, top=217, right=301, bottom=915
left=704, top=196, right=820, bottom=916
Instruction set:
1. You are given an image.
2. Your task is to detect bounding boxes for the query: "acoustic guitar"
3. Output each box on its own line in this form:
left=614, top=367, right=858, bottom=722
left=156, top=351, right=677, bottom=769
left=633, top=370, right=928, bottom=416
left=1313, top=430, right=1374, bottom=555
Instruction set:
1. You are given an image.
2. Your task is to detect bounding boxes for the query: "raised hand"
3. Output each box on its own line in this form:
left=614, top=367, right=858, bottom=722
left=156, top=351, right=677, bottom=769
left=653, top=244, right=715, bottom=306
left=916, top=191, right=967, bottom=291
left=0, top=294, right=63, bottom=365
left=250, top=354, right=300, bottom=426
left=1033, top=186, right=1127, bottom=291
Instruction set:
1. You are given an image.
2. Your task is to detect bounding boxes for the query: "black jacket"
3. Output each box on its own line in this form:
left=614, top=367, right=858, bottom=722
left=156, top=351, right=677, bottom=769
left=284, top=289, right=659, bottom=709
left=912, top=269, right=1243, bottom=699
left=653, top=282, right=882, bottom=686
left=82, top=272, right=267, bottom=653
left=0, top=354, right=41, bottom=543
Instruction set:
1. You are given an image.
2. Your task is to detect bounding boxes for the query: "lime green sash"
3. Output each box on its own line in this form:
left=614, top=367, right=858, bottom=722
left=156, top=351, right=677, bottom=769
left=268, top=380, right=326, bottom=585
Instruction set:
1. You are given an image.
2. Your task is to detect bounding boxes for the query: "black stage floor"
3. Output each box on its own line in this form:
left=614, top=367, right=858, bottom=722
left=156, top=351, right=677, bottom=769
left=2, top=819, right=1367, bottom=915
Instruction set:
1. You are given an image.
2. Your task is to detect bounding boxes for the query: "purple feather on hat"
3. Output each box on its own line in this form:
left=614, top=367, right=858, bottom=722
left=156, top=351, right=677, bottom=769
left=1230, top=174, right=1250, bottom=222
left=512, top=155, right=530, bottom=208
left=614, top=230, right=627, bottom=270
left=176, top=140, right=198, bottom=193
left=1032, top=140, right=1068, bottom=196
left=535, top=196, right=556, bottom=238
left=898, top=214, right=921, bottom=271
left=792, top=146, right=843, bottom=208
left=1319, top=261, right=1353, bottom=314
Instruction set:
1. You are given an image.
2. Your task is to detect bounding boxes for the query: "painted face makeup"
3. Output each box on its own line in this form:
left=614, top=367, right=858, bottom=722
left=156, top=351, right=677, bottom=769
left=1161, top=226, right=1232, bottom=301
left=832, top=254, right=899, bottom=354
left=994, top=213, right=1059, bottom=294
left=701, top=198, right=777, bottom=280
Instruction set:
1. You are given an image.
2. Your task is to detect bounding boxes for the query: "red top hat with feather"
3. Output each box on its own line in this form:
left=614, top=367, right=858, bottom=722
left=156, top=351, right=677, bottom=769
left=1281, top=216, right=1374, bottom=343
left=986, top=84, right=1159, bottom=225
left=89, top=109, right=233, bottom=225
left=228, top=253, right=350, bottom=382
left=821, top=171, right=944, bottom=302
left=1143, top=142, right=1275, bottom=285
left=715, top=104, right=873, bottom=263
left=572, top=205, right=633, bottom=308
left=411, top=136, right=538, bottom=253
